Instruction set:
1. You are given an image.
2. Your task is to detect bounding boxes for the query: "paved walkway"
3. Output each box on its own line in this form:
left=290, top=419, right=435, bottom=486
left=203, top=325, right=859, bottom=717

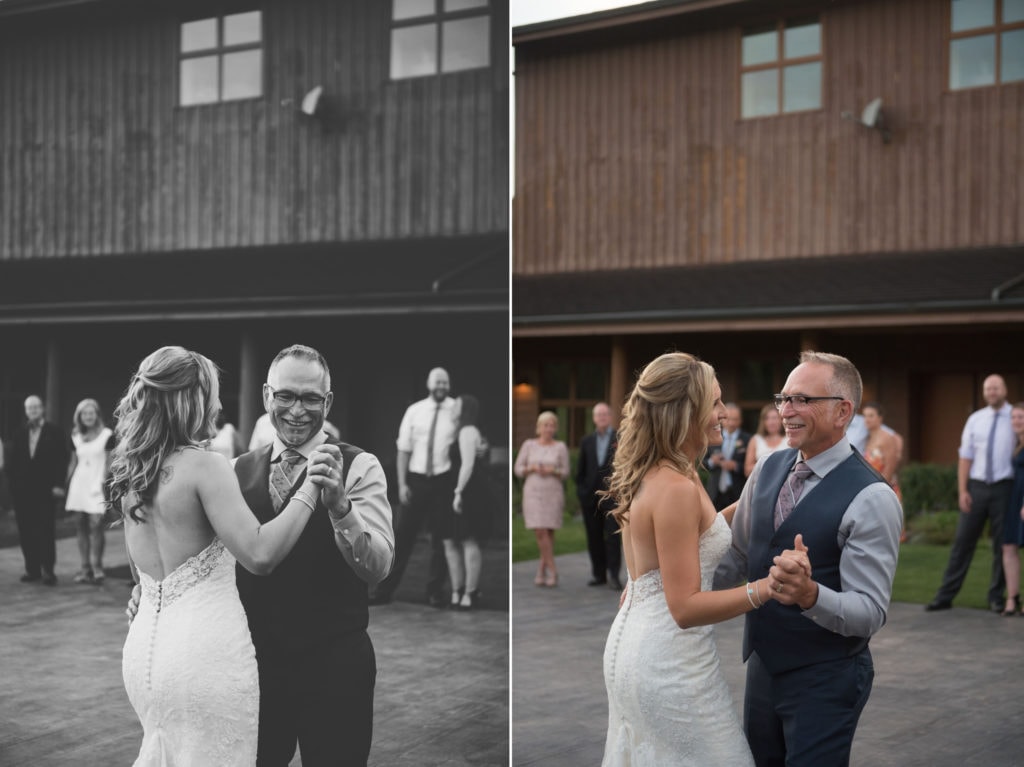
left=0, top=524, right=508, bottom=766
left=513, top=551, right=1024, bottom=767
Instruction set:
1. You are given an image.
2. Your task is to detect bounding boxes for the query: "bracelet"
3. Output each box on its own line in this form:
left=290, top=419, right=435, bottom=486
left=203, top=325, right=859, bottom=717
left=293, top=490, right=318, bottom=511
left=291, top=493, right=316, bottom=513
left=746, top=583, right=758, bottom=610
left=754, top=579, right=765, bottom=607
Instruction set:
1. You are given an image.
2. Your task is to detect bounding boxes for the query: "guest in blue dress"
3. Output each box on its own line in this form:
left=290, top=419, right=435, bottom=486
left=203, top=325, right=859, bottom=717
left=999, top=403, right=1024, bottom=616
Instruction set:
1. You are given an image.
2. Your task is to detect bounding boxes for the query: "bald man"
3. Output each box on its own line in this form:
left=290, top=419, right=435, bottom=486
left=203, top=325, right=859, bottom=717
left=927, top=374, right=1016, bottom=612
left=372, top=367, right=457, bottom=607
left=7, top=395, right=70, bottom=585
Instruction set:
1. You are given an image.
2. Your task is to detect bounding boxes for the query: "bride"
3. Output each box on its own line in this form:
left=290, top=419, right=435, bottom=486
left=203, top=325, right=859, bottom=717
left=110, top=346, right=331, bottom=766
left=601, top=352, right=787, bottom=766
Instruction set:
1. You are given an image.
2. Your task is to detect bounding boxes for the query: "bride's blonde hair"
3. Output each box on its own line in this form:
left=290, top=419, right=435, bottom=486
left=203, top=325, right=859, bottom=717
left=107, top=346, right=220, bottom=522
left=603, top=352, right=716, bottom=528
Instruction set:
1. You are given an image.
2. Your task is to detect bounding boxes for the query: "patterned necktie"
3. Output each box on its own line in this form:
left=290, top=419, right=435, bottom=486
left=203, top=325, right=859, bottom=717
left=985, top=411, right=999, bottom=483
left=774, top=460, right=814, bottom=530
left=269, top=449, right=306, bottom=513
left=425, top=403, right=440, bottom=477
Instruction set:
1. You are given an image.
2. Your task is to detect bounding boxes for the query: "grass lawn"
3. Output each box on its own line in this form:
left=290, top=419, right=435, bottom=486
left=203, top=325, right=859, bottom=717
left=512, top=512, right=1000, bottom=611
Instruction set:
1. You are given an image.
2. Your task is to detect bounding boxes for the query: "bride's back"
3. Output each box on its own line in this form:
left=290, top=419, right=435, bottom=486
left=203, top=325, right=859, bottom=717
left=123, top=448, right=219, bottom=581
left=622, top=466, right=715, bottom=581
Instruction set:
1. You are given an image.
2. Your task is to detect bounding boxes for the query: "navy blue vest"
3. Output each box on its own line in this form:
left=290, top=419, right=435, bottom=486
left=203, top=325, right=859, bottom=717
left=234, top=440, right=370, bottom=657
left=744, top=447, right=884, bottom=674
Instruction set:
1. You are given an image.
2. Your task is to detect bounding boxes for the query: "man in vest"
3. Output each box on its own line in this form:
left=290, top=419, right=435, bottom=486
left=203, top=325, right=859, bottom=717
left=234, top=344, right=394, bottom=766
left=715, top=351, right=902, bottom=767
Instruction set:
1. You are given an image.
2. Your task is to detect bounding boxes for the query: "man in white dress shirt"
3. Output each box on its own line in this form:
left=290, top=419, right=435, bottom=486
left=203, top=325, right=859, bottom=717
left=371, top=367, right=458, bottom=607
left=926, top=374, right=1016, bottom=612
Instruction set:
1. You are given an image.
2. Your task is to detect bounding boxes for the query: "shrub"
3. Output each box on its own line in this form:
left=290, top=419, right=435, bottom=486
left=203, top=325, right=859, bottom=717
left=907, top=510, right=962, bottom=545
left=899, top=463, right=958, bottom=519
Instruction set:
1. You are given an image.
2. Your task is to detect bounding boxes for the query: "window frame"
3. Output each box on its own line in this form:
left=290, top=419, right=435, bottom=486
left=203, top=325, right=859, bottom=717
left=946, top=0, right=1024, bottom=91
left=537, top=358, right=608, bottom=447
left=389, top=0, right=491, bottom=81
left=178, top=10, right=264, bottom=107
left=738, top=18, right=824, bottom=120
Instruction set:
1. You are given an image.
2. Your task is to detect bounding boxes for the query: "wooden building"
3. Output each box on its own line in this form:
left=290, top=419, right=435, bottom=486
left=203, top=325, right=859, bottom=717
left=0, top=0, right=509, bottom=473
left=512, top=0, right=1024, bottom=463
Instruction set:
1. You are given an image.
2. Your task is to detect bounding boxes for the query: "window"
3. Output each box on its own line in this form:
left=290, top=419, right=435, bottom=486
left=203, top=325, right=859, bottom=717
left=390, top=0, right=490, bottom=80
left=179, top=11, right=263, bottom=106
left=740, top=19, right=822, bottom=119
left=538, top=360, right=608, bottom=446
left=949, top=0, right=1024, bottom=89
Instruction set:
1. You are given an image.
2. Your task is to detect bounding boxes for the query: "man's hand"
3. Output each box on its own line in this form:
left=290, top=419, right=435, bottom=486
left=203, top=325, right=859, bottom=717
left=126, top=583, right=141, bottom=624
left=399, top=485, right=412, bottom=505
left=768, top=534, right=818, bottom=609
left=959, top=490, right=972, bottom=514
left=308, top=444, right=350, bottom=519
left=453, top=492, right=463, bottom=514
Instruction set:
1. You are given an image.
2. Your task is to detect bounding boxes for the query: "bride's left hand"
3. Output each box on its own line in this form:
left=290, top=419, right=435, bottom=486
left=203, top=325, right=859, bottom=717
left=768, top=534, right=818, bottom=608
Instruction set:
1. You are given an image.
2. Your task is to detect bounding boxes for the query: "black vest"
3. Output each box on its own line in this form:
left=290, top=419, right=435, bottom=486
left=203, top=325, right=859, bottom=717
left=744, top=447, right=884, bottom=674
left=234, top=440, right=370, bottom=655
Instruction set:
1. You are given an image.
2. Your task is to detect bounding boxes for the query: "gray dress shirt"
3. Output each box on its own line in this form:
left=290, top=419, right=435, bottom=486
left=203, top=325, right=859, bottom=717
left=714, top=437, right=903, bottom=638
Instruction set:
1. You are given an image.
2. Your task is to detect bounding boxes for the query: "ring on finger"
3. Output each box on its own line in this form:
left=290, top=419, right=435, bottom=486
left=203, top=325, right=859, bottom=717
left=776, top=583, right=783, bottom=593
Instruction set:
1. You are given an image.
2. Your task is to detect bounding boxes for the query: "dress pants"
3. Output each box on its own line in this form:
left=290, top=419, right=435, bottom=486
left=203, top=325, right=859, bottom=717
left=580, top=499, right=621, bottom=582
left=256, top=630, right=376, bottom=767
left=374, top=471, right=449, bottom=601
left=14, top=492, right=57, bottom=577
left=932, top=479, right=1010, bottom=606
left=743, top=650, right=873, bottom=767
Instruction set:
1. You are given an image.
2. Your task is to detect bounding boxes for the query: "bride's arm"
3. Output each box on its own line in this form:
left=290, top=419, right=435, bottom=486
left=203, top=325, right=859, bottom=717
left=656, top=480, right=769, bottom=629
left=719, top=501, right=739, bottom=527
left=196, top=451, right=316, bottom=575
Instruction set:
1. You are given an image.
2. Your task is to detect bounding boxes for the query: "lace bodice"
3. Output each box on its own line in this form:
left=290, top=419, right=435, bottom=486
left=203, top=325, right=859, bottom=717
left=603, top=514, right=753, bottom=766
left=124, top=538, right=259, bottom=765
left=137, top=538, right=229, bottom=611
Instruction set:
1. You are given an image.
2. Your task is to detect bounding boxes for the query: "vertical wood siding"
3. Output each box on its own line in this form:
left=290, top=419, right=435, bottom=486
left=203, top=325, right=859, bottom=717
left=0, top=0, right=509, bottom=259
left=513, top=0, right=1024, bottom=274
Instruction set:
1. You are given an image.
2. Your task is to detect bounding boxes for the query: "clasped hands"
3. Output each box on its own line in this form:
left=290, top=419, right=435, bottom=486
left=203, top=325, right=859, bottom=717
left=306, top=444, right=350, bottom=520
left=764, top=534, right=817, bottom=609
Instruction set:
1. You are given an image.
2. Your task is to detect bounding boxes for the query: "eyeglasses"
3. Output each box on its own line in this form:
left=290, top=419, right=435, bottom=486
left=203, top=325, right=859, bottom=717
left=773, top=394, right=845, bottom=410
left=267, top=386, right=330, bottom=410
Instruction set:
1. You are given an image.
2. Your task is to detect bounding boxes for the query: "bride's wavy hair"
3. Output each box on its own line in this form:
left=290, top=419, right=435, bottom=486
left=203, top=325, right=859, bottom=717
left=107, top=346, right=220, bottom=523
left=603, top=352, right=716, bottom=528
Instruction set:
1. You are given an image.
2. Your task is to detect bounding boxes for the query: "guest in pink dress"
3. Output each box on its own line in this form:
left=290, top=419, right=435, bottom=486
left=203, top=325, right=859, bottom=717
left=514, top=411, right=570, bottom=587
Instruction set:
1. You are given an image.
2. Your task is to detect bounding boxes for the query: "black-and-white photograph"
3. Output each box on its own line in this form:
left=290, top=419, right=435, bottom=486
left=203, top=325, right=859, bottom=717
left=0, top=1, right=508, bottom=765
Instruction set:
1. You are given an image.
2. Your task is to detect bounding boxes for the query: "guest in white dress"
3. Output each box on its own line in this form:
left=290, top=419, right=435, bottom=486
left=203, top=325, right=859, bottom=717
left=65, top=398, right=115, bottom=584
left=601, top=352, right=802, bottom=766
left=744, top=403, right=788, bottom=477
left=112, top=346, right=336, bottom=766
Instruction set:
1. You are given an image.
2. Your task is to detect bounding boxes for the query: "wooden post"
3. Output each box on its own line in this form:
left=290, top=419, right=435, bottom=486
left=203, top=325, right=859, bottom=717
left=239, top=333, right=260, bottom=445
left=609, top=335, right=628, bottom=425
left=45, top=339, right=60, bottom=426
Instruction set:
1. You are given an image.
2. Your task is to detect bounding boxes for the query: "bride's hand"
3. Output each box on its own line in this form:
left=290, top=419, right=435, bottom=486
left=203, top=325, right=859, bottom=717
left=768, top=535, right=818, bottom=608
left=308, top=444, right=349, bottom=518
left=126, top=583, right=141, bottom=624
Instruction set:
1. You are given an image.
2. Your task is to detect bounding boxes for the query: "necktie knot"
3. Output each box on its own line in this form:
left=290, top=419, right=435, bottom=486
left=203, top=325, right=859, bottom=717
left=270, top=449, right=307, bottom=513
left=774, top=460, right=814, bottom=530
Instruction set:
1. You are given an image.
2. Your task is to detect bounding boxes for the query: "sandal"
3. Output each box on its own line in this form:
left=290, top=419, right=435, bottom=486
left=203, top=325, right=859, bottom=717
left=73, top=569, right=93, bottom=584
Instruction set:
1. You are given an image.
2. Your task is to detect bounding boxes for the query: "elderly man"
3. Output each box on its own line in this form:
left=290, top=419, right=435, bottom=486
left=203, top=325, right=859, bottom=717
left=715, top=352, right=902, bottom=767
left=235, top=344, right=394, bottom=766
left=575, top=402, right=621, bottom=589
left=7, top=395, right=69, bottom=586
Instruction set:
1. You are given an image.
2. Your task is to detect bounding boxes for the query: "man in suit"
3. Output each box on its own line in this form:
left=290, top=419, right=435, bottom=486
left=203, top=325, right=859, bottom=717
left=715, top=352, right=902, bottom=767
left=704, top=402, right=750, bottom=511
left=233, top=345, right=394, bottom=766
left=373, top=366, right=457, bottom=607
left=7, top=395, right=70, bottom=586
left=576, top=402, right=622, bottom=589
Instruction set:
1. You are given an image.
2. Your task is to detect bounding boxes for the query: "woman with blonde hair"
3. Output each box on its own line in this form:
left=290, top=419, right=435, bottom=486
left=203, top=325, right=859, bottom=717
left=114, top=346, right=335, bottom=766
left=601, top=352, right=790, bottom=766
left=744, top=402, right=788, bottom=476
left=514, top=410, right=570, bottom=587
left=65, top=398, right=114, bottom=584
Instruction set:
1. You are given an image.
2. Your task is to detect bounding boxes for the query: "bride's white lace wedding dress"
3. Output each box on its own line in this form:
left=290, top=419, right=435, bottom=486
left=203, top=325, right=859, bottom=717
left=123, top=538, right=259, bottom=766
left=603, top=513, right=754, bottom=766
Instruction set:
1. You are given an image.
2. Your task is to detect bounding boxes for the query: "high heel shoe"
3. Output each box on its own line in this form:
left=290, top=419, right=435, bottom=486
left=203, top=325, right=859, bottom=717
left=544, top=571, right=558, bottom=588
left=534, top=567, right=546, bottom=587
left=1001, top=595, right=1021, bottom=616
left=459, top=590, right=478, bottom=610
